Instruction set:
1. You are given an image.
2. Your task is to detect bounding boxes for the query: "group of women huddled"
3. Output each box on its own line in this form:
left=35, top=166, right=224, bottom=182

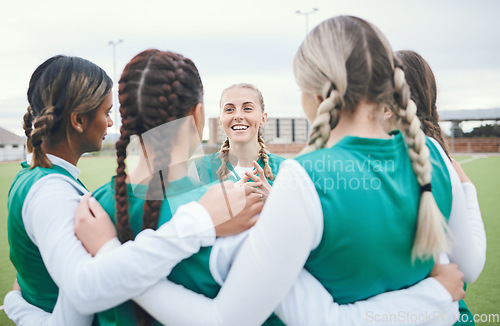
left=4, top=15, right=486, bottom=326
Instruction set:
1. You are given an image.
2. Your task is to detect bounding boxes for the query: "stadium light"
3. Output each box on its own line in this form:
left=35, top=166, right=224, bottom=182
left=295, top=8, right=319, bottom=35
left=108, top=39, right=123, bottom=135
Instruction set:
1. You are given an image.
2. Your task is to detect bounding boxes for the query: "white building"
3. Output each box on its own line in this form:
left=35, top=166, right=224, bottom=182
left=0, top=126, right=26, bottom=162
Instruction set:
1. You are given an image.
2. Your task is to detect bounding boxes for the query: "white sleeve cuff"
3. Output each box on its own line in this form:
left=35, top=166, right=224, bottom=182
left=170, top=201, right=215, bottom=247
left=424, top=277, right=453, bottom=304
left=96, top=237, right=122, bottom=256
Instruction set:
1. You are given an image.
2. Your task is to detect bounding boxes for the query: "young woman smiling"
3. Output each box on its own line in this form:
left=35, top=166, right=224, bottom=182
left=193, top=83, right=285, bottom=197
left=4, top=53, right=260, bottom=325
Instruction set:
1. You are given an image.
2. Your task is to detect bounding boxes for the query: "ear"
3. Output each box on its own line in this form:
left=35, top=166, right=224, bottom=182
left=70, top=112, right=86, bottom=133
left=315, top=95, right=324, bottom=105
left=191, top=103, right=205, bottom=137
left=260, top=112, right=268, bottom=127
left=383, top=105, right=394, bottom=120
left=192, top=103, right=204, bottom=128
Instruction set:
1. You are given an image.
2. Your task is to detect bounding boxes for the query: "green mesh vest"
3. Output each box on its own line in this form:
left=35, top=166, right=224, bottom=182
left=8, top=161, right=86, bottom=313
left=295, top=131, right=452, bottom=304
left=92, top=176, right=222, bottom=326
left=93, top=174, right=283, bottom=325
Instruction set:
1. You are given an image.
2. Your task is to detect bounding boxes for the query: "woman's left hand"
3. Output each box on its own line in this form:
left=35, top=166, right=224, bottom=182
left=241, top=161, right=272, bottom=199
left=74, top=193, right=117, bottom=256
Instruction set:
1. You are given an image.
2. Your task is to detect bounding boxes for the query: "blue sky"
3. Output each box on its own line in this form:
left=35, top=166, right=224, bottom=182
left=1, top=0, right=499, bottom=137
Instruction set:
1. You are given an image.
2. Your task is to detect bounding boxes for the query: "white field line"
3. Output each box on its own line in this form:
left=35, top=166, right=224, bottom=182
left=457, top=155, right=488, bottom=165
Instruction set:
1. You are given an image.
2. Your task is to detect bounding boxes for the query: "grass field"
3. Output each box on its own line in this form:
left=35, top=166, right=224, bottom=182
left=0, top=154, right=499, bottom=325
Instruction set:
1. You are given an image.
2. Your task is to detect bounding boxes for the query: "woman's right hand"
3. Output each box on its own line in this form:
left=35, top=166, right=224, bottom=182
left=430, top=259, right=465, bottom=302
left=199, top=181, right=264, bottom=237
left=74, top=193, right=118, bottom=256
left=12, top=279, right=20, bottom=292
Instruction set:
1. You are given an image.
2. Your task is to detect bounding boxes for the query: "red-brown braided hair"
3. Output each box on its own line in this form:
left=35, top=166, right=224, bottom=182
left=114, top=49, right=203, bottom=325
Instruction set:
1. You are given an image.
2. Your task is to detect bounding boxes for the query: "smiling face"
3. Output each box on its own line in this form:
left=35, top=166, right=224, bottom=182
left=219, top=87, right=267, bottom=145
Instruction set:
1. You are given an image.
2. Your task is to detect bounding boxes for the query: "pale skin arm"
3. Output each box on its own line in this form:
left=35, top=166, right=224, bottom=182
left=4, top=252, right=464, bottom=325
left=450, top=159, right=471, bottom=183
left=78, top=160, right=466, bottom=325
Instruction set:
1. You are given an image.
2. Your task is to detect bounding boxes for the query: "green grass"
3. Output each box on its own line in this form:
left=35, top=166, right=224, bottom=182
left=0, top=155, right=499, bottom=324
left=453, top=155, right=500, bottom=326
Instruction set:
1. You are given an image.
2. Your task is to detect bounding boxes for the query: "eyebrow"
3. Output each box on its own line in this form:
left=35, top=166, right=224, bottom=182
left=223, top=101, right=255, bottom=107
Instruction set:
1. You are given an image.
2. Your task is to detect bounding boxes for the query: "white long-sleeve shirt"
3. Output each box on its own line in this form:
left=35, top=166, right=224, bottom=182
left=5, top=140, right=486, bottom=325
left=4, top=154, right=216, bottom=325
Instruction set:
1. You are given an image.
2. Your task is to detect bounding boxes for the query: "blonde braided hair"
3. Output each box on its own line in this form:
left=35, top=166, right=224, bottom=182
left=300, top=87, right=344, bottom=154
left=392, top=66, right=450, bottom=261
left=216, top=137, right=231, bottom=180
left=294, top=16, right=450, bottom=261
left=257, top=128, right=274, bottom=180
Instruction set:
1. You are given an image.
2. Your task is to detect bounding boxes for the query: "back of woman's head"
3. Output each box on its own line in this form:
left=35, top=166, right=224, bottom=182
left=24, top=55, right=112, bottom=168
left=114, top=49, right=203, bottom=238
left=396, top=50, right=450, bottom=158
left=294, top=15, right=450, bottom=261
left=114, top=49, right=203, bottom=325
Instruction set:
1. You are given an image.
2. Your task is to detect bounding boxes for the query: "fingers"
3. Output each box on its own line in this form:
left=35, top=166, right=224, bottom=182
left=240, top=170, right=256, bottom=183
left=245, top=170, right=262, bottom=183
left=88, top=196, right=108, bottom=219
left=247, top=192, right=264, bottom=205
left=243, top=184, right=260, bottom=195
left=75, top=193, right=91, bottom=221
left=248, top=201, right=264, bottom=216
left=253, top=161, right=265, bottom=176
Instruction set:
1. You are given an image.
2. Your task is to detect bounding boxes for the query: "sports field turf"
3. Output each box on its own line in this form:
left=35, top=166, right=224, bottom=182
left=0, top=154, right=499, bottom=325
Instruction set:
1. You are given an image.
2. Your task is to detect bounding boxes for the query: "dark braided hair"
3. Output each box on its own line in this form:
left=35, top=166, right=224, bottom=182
left=396, top=50, right=450, bottom=158
left=25, top=55, right=112, bottom=168
left=114, top=49, right=203, bottom=325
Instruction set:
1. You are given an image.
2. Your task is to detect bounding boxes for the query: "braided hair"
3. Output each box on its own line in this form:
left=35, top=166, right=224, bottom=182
left=396, top=50, right=450, bottom=158
left=293, top=16, right=449, bottom=261
left=114, top=49, right=203, bottom=325
left=216, top=83, right=274, bottom=180
left=25, top=55, right=112, bottom=168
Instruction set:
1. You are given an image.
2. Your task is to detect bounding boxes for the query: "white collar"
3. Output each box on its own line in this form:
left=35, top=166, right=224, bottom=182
left=26, top=153, right=80, bottom=179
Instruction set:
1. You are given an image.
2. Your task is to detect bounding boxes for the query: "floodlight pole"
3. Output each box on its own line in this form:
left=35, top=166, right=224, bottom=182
left=295, top=8, right=319, bottom=35
left=108, top=39, right=123, bottom=134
